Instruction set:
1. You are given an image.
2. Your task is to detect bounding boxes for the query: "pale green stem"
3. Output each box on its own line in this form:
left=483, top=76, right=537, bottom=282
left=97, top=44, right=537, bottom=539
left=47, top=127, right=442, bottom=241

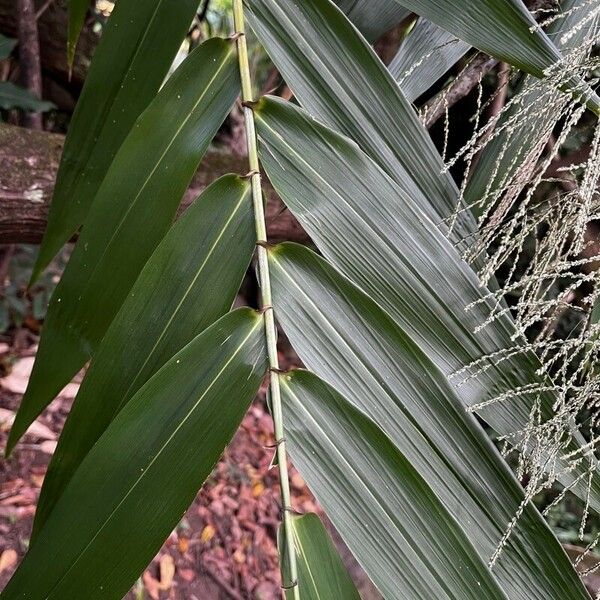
left=232, top=1, right=299, bottom=596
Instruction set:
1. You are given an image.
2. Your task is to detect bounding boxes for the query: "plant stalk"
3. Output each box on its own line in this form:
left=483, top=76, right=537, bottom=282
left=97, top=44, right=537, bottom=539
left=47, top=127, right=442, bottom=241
left=232, top=2, right=299, bottom=596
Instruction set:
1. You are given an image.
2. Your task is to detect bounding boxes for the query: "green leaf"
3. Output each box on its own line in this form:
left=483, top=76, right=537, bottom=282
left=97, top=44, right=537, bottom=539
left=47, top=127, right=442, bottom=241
left=254, top=96, right=600, bottom=511
left=333, top=0, right=411, bottom=41
left=392, top=0, right=600, bottom=113
left=32, top=175, right=254, bottom=537
left=7, top=38, right=240, bottom=454
left=280, top=370, right=508, bottom=600
left=246, top=0, right=476, bottom=252
left=1, top=308, right=267, bottom=600
left=390, top=0, right=565, bottom=77
left=0, top=34, right=17, bottom=60
left=66, top=0, right=88, bottom=68
left=465, top=0, right=598, bottom=213
left=388, top=18, right=470, bottom=102
left=269, top=243, right=590, bottom=600
left=33, top=0, right=201, bottom=281
left=0, top=82, right=55, bottom=112
left=280, top=513, right=361, bottom=600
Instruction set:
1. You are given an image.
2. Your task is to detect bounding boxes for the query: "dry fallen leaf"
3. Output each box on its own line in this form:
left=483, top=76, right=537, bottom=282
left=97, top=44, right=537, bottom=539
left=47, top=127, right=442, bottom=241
left=59, top=382, right=80, bottom=400
left=30, top=473, right=45, bottom=488
left=0, top=549, right=18, bottom=574
left=0, top=408, right=55, bottom=441
left=38, top=440, right=58, bottom=455
left=251, top=480, right=265, bottom=498
left=200, top=524, right=215, bottom=543
left=179, top=568, right=195, bottom=583
left=158, top=554, right=175, bottom=591
left=0, top=357, right=34, bottom=394
left=0, top=357, right=79, bottom=399
left=143, top=570, right=160, bottom=600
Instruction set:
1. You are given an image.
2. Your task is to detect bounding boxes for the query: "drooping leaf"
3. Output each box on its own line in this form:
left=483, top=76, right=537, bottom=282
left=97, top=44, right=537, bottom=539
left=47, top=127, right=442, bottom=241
left=66, top=0, right=88, bottom=67
left=33, top=0, right=201, bottom=281
left=7, top=38, right=240, bottom=454
left=390, top=0, right=589, bottom=86
left=388, top=18, right=470, bottom=102
left=0, top=34, right=17, bottom=60
left=333, top=0, right=411, bottom=42
left=254, top=96, right=600, bottom=510
left=466, top=0, right=598, bottom=212
left=32, top=175, right=254, bottom=537
left=1, top=309, right=267, bottom=600
left=246, top=0, right=475, bottom=251
left=280, top=370, right=508, bottom=600
left=269, top=243, right=590, bottom=600
left=0, top=82, right=55, bottom=112
left=279, top=513, right=361, bottom=600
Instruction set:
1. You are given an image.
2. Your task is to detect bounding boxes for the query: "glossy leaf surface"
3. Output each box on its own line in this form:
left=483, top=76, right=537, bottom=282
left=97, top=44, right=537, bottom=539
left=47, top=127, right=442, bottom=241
left=466, top=0, right=598, bottom=211
left=334, top=0, right=411, bottom=41
left=1, top=309, right=267, bottom=600
left=391, top=0, right=554, bottom=75
left=246, top=0, right=476, bottom=251
left=270, top=243, right=589, bottom=600
left=281, top=513, right=361, bottom=600
left=33, top=175, right=254, bottom=536
left=34, top=0, right=201, bottom=279
left=281, top=370, right=507, bottom=600
left=255, top=97, right=600, bottom=511
left=8, top=38, right=240, bottom=453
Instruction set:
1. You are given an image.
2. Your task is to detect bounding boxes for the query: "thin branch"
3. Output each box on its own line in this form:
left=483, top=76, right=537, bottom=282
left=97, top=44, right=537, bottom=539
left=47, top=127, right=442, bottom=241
left=422, top=0, right=559, bottom=129
left=35, top=0, right=55, bottom=21
left=423, top=53, right=498, bottom=128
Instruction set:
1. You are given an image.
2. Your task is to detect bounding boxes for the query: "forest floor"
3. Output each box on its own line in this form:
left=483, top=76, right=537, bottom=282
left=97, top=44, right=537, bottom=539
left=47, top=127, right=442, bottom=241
left=0, top=340, right=379, bottom=600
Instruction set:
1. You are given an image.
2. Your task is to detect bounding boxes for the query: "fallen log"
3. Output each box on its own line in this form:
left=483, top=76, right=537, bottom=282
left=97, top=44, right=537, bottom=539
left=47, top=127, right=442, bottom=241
left=0, top=123, right=309, bottom=245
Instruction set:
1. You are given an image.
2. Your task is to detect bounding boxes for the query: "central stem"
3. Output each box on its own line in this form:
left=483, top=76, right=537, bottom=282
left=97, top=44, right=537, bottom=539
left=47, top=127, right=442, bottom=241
left=231, top=2, right=299, bottom=596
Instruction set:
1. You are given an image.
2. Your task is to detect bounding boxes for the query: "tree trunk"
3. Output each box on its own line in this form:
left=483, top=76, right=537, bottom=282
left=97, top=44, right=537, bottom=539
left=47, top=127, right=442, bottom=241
left=16, top=0, right=43, bottom=129
left=0, top=0, right=96, bottom=89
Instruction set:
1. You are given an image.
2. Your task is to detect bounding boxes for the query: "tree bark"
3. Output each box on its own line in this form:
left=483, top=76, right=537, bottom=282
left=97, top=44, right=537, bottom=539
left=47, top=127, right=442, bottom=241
left=0, top=124, right=308, bottom=245
left=16, top=0, right=43, bottom=129
left=0, top=0, right=96, bottom=89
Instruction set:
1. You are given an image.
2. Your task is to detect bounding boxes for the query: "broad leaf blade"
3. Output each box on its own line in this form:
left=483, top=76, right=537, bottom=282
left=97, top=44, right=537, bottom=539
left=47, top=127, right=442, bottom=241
left=390, top=0, right=600, bottom=112
left=391, top=0, right=557, bottom=76
left=270, top=243, right=590, bottom=600
left=280, top=513, right=361, bottom=600
left=7, top=38, right=240, bottom=453
left=254, top=97, right=600, bottom=511
left=34, top=0, right=201, bottom=280
left=1, top=309, right=267, bottom=600
left=466, top=0, right=598, bottom=211
left=334, top=0, right=411, bottom=42
left=388, top=18, right=470, bottom=102
left=246, top=0, right=475, bottom=251
left=280, top=370, right=507, bottom=600
left=33, top=175, right=254, bottom=537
